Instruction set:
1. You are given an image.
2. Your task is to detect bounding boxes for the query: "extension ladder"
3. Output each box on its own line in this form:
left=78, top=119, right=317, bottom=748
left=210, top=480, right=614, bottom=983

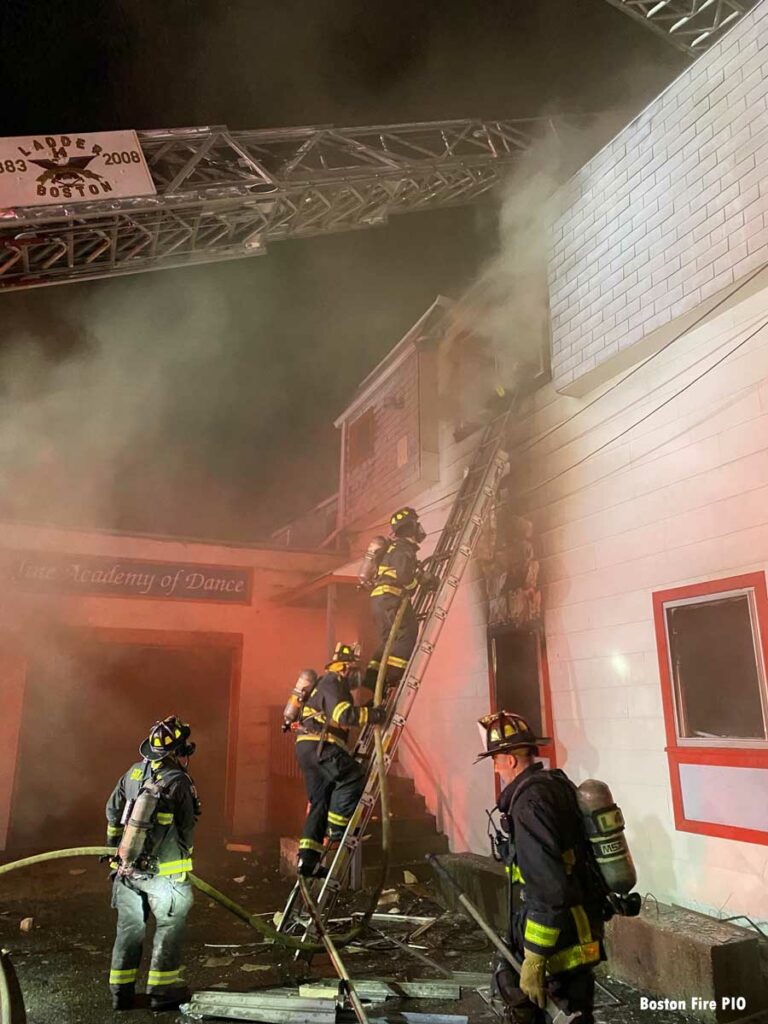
left=276, top=403, right=513, bottom=943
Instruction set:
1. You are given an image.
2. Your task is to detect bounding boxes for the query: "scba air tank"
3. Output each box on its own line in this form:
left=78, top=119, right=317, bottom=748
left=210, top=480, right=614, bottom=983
left=117, top=784, right=161, bottom=872
left=357, top=536, right=389, bottom=591
left=281, top=669, right=318, bottom=731
left=576, top=778, right=637, bottom=895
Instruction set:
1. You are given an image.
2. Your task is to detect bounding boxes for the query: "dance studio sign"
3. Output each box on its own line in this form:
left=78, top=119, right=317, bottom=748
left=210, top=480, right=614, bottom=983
left=7, top=551, right=253, bottom=604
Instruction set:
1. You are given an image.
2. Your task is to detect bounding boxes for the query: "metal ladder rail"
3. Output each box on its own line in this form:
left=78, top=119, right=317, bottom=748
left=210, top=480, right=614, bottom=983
left=275, top=408, right=512, bottom=942
left=298, top=413, right=511, bottom=933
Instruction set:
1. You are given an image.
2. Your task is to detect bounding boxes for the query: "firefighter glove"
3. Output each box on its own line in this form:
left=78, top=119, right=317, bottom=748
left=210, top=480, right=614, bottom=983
left=368, top=706, right=387, bottom=726
left=519, top=951, right=547, bottom=1009
left=419, top=570, right=440, bottom=591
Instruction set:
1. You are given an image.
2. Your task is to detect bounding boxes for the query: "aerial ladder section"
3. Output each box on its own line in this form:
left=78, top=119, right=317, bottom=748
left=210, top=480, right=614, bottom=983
left=277, top=401, right=514, bottom=944
left=602, top=0, right=759, bottom=56
left=0, top=118, right=561, bottom=290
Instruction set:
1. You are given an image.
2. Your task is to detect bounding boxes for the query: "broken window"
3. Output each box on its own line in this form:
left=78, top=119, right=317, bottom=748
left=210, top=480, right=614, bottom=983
left=665, top=590, right=768, bottom=742
left=347, top=407, right=375, bottom=468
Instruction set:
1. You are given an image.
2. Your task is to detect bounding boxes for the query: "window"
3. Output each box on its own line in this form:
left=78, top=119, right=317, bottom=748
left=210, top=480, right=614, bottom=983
left=653, top=573, right=768, bottom=846
left=665, top=592, right=767, bottom=743
left=490, top=630, right=544, bottom=737
left=347, top=408, right=375, bottom=467
left=488, top=627, right=555, bottom=767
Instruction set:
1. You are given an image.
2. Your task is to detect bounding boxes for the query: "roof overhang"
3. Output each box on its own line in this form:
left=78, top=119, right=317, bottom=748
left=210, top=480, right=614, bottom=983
left=276, top=558, right=360, bottom=606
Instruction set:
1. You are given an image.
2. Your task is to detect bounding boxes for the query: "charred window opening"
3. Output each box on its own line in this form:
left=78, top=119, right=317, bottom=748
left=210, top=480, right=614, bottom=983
left=665, top=591, right=768, bottom=742
left=489, top=628, right=543, bottom=738
left=348, top=408, right=375, bottom=468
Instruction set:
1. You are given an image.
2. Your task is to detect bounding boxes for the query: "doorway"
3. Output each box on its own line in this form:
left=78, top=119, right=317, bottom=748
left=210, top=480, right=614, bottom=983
left=489, top=628, right=544, bottom=736
left=8, top=632, right=238, bottom=851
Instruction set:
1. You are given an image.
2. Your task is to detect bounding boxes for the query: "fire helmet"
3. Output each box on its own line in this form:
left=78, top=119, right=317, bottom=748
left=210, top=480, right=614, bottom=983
left=140, top=715, right=195, bottom=761
left=325, top=641, right=361, bottom=670
left=390, top=507, right=426, bottom=543
left=475, top=710, right=549, bottom=762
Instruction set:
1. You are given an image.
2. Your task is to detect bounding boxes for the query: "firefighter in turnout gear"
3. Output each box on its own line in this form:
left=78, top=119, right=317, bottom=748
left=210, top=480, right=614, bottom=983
left=363, top=507, right=431, bottom=691
left=294, top=642, right=386, bottom=877
left=477, top=711, right=605, bottom=1024
left=105, top=716, right=201, bottom=1012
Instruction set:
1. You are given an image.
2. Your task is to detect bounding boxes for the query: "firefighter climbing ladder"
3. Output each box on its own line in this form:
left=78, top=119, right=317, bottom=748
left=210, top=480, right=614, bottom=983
left=277, top=402, right=513, bottom=943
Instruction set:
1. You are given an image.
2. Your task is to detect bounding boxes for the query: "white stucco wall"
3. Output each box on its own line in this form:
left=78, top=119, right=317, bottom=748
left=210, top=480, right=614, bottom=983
left=512, top=279, right=768, bottom=919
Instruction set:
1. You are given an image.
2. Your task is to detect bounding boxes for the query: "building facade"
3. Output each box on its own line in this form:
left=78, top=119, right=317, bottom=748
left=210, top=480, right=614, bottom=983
left=0, top=521, right=340, bottom=851
left=330, top=0, right=768, bottom=923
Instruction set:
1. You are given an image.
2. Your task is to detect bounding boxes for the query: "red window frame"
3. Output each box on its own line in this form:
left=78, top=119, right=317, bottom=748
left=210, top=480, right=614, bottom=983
left=652, top=571, right=768, bottom=846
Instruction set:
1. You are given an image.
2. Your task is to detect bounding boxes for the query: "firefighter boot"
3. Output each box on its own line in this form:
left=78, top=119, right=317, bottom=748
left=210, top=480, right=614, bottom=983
left=111, top=987, right=136, bottom=1011
left=491, top=960, right=539, bottom=1024
left=297, top=850, right=328, bottom=879
left=149, top=985, right=191, bottom=1012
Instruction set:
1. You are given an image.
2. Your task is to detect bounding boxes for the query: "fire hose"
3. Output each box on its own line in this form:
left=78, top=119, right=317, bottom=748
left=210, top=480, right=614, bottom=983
left=0, top=849, right=357, bottom=953
left=0, top=597, right=408, bottom=1016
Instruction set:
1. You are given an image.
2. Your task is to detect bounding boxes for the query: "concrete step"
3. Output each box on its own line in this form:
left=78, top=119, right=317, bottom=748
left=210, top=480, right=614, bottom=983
left=385, top=774, right=416, bottom=796
left=362, top=859, right=433, bottom=887
left=430, top=852, right=508, bottom=932
left=362, top=831, right=449, bottom=865
left=365, top=813, right=439, bottom=839
left=385, top=791, right=427, bottom=819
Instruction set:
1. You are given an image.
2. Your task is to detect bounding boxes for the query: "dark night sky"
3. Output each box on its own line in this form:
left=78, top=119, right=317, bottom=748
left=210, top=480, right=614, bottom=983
left=0, top=1, right=685, bottom=542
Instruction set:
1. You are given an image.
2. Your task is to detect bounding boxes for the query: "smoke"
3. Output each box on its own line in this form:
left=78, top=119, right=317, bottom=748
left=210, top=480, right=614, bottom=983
left=0, top=275, right=236, bottom=534
left=461, top=111, right=632, bottom=393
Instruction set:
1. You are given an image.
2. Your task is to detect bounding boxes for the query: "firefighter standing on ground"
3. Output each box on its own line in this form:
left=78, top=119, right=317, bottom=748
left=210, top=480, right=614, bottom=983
left=477, top=711, right=605, bottom=1024
left=363, top=506, right=433, bottom=692
left=105, top=715, right=200, bottom=1012
left=294, top=642, right=386, bottom=877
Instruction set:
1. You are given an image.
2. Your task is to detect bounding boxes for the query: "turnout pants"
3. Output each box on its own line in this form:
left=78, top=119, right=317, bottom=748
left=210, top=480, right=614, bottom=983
left=109, top=873, right=193, bottom=1000
left=365, top=594, right=418, bottom=689
left=491, top=906, right=600, bottom=1024
left=295, top=741, right=365, bottom=872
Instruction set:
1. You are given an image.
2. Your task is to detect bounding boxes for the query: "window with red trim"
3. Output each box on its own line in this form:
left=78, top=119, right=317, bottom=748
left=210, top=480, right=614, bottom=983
left=653, top=572, right=768, bottom=846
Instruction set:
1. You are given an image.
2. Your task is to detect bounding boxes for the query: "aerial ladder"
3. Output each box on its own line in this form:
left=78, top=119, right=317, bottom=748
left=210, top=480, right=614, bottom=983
left=276, top=397, right=515, bottom=946
left=602, top=0, right=759, bottom=56
left=0, top=117, right=569, bottom=290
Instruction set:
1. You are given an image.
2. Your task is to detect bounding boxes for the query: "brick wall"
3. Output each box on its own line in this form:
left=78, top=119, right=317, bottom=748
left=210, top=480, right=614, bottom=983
left=342, top=351, right=422, bottom=526
left=549, top=0, right=768, bottom=391
left=510, top=279, right=768, bottom=920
